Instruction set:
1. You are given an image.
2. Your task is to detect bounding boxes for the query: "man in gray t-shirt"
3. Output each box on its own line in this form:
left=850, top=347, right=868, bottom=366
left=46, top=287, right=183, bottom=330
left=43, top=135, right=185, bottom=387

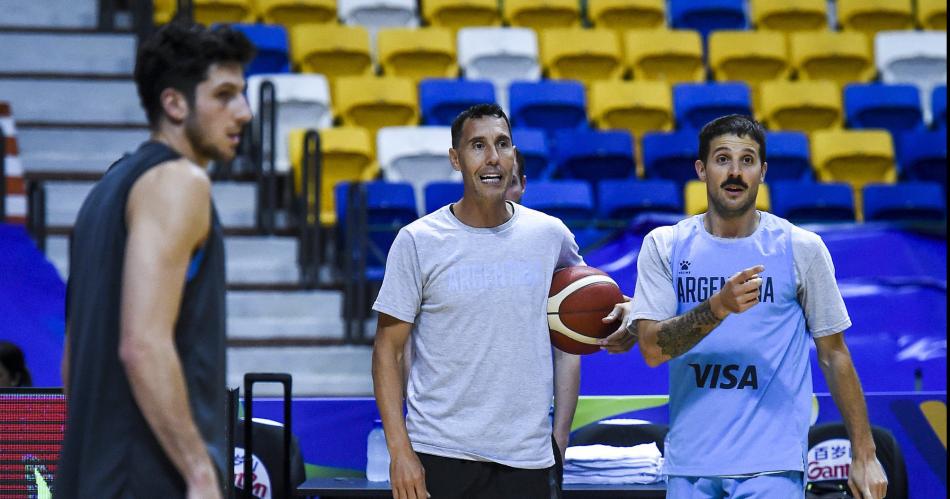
left=372, top=104, right=582, bottom=499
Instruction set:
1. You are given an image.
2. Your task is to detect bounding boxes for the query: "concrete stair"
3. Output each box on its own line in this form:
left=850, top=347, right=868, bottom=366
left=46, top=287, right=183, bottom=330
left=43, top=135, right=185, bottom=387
left=0, top=78, right=145, bottom=126
left=0, top=0, right=98, bottom=29
left=228, top=290, right=345, bottom=341
left=18, top=127, right=149, bottom=173
left=228, top=345, right=373, bottom=396
left=0, top=32, right=134, bottom=76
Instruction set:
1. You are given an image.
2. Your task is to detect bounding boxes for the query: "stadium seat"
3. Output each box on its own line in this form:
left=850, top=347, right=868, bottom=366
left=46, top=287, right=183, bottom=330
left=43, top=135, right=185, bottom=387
left=844, top=83, right=924, bottom=137
left=334, top=180, right=418, bottom=277
left=419, top=79, right=496, bottom=126
left=377, top=126, right=457, bottom=214
left=512, top=127, right=550, bottom=178
left=769, top=181, right=856, bottom=223
left=750, top=0, right=827, bottom=33
left=232, top=24, right=290, bottom=76
left=504, top=0, right=581, bottom=31
left=551, top=129, right=635, bottom=181
left=153, top=0, right=175, bottom=24
left=597, top=179, right=682, bottom=222
left=247, top=74, right=333, bottom=173
left=193, top=0, right=252, bottom=25
left=669, top=0, right=747, bottom=37
left=521, top=179, right=595, bottom=223
left=875, top=31, right=948, bottom=122
left=791, top=31, right=875, bottom=87
left=256, top=0, right=337, bottom=27
left=508, top=80, right=587, bottom=134
left=863, top=182, right=946, bottom=222
left=377, top=27, right=457, bottom=82
left=641, top=130, right=699, bottom=185
left=424, top=181, right=463, bottom=214
left=540, top=28, right=623, bottom=86
left=334, top=76, right=418, bottom=134
left=422, top=0, right=500, bottom=30
left=708, top=31, right=790, bottom=85
left=897, top=130, right=947, bottom=186
left=807, top=424, right=909, bottom=499
left=759, top=80, right=843, bottom=133
left=764, top=131, right=812, bottom=181
left=457, top=27, right=541, bottom=109
left=684, top=180, right=771, bottom=215
left=290, top=24, right=372, bottom=78
left=673, top=82, right=753, bottom=131
left=587, top=0, right=666, bottom=31
left=288, top=126, right=376, bottom=225
left=837, top=0, right=914, bottom=39
left=589, top=80, right=674, bottom=136
left=811, top=129, right=896, bottom=188
left=623, top=30, right=705, bottom=84
left=933, top=85, right=947, bottom=129
left=916, top=0, right=947, bottom=30
left=339, top=0, right=419, bottom=30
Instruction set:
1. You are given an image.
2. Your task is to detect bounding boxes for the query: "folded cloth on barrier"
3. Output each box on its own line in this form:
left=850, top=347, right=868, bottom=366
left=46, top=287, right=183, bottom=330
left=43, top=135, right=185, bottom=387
left=564, top=443, right=664, bottom=484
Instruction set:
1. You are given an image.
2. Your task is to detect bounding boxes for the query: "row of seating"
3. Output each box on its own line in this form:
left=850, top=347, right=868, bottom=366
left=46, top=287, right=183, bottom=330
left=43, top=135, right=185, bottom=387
left=157, top=0, right=948, bottom=35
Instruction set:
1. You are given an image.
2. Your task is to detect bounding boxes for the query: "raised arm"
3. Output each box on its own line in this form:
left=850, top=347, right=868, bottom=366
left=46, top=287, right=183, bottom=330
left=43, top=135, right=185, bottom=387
left=372, top=313, right=427, bottom=499
left=119, top=160, right=220, bottom=499
left=815, top=333, right=887, bottom=499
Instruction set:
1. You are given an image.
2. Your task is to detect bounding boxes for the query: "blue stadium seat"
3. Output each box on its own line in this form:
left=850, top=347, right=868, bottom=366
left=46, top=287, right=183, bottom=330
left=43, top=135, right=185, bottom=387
left=765, top=131, right=812, bottom=181
left=335, top=181, right=418, bottom=279
left=509, top=80, right=588, bottom=134
left=423, top=181, right=463, bottom=214
left=863, top=182, right=946, bottom=222
left=232, top=23, right=290, bottom=75
left=521, top=179, right=594, bottom=221
left=897, top=130, right=947, bottom=187
left=844, top=83, right=924, bottom=137
left=933, top=85, right=946, bottom=129
left=669, top=0, right=747, bottom=38
left=512, top=127, right=550, bottom=179
left=551, top=129, right=635, bottom=182
left=597, top=179, right=682, bottom=223
left=419, top=79, right=496, bottom=126
left=770, top=181, right=855, bottom=223
left=673, top=82, right=752, bottom=131
left=641, top=130, right=700, bottom=186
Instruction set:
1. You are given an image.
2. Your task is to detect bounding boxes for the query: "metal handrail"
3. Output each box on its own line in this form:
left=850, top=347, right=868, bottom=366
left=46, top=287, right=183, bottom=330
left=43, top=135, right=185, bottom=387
left=298, top=130, right=322, bottom=289
left=255, top=80, right=277, bottom=234
left=0, top=125, right=6, bottom=223
left=26, top=181, right=46, bottom=254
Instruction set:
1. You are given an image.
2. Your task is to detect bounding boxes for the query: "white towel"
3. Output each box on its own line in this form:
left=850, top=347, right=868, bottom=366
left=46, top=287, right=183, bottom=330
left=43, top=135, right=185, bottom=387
left=563, top=442, right=664, bottom=485
left=566, top=442, right=662, bottom=462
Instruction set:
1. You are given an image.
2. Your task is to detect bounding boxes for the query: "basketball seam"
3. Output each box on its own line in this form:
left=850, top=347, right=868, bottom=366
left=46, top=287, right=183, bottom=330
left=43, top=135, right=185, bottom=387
left=548, top=275, right=619, bottom=346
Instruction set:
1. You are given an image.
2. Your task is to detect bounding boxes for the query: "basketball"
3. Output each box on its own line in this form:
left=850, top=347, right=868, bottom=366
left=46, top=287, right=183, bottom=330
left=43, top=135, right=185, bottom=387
left=548, top=266, right=625, bottom=355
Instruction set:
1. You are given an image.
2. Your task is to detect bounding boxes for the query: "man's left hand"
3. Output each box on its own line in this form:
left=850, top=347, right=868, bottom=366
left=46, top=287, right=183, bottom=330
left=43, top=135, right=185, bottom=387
left=848, top=454, right=888, bottom=499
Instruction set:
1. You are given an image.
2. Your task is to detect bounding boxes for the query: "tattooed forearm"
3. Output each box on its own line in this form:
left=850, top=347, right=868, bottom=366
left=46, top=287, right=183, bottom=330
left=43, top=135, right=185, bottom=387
left=656, top=300, right=723, bottom=358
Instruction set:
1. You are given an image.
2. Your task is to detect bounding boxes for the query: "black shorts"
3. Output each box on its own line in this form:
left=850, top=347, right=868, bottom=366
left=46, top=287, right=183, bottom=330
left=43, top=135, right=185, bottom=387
left=416, top=437, right=563, bottom=499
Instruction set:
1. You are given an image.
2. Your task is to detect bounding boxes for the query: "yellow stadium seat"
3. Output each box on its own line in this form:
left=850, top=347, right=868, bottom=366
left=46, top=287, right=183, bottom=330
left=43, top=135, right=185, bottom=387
left=291, top=24, right=373, bottom=78
left=751, top=0, right=828, bottom=32
left=541, top=28, right=623, bottom=85
left=505, top=0, right=582, bottom=31
left=377, top=27, right=458, bottom=83
left=685, top=181, right=771, bottom=215
left=289, top=127, right=377, bottom=225
left=917, top=0, right=947, bottom=29
left=837, top=0, right=914, bottom=39
left=759, top=80, right=843, bottom=133
left=590, top=80, right=673, bottom=135
left=791, top=31, right=875, bottom=86
left=333, top=76, right=418, bottom=135
left=153, top=0, right=175, bottom=24
left=588, top=0, right=666, bottom=31
left=256, top=0, right=337, bottom=28
left=193, top=0, right=253, bottom=24
left=811, top=129, right=896, bottom=189
left=422, top=0, right=501, bottom=30
left=708, top=30, right=790, bottom=84
left=624, top=30, right=705, bottom=84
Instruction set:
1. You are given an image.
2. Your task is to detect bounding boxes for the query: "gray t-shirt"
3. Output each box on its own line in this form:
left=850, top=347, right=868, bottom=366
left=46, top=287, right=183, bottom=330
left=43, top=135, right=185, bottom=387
left=631, top=213, right=851, bottom=337
left=373, top=202, right=583, bottom=469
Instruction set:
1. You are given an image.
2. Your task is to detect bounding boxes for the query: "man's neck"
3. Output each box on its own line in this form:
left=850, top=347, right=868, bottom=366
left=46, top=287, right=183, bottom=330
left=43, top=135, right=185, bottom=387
left=452, top=196, right=512, bottom=228
left=151, top=127, right=208, bottom=168
left=704, top=207, right=760, bottom=238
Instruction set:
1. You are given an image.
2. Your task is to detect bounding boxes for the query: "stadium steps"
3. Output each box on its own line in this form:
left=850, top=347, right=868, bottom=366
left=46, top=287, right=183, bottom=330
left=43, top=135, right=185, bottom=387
left=0, top=32, right=134, bottom=77
left=228, top=291, right=345, bottom=341
left=228, top=345, right=373, bottom=396
left=0, top=0, right=99, bottom=30
left=0, top=78, right=145, bottom=127
left=17, top=127, right=149, bottom=174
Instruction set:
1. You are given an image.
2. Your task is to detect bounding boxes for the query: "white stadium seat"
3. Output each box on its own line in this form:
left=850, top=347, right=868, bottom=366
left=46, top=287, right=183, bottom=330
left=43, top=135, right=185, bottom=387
left=875, top=30, right=947, bottom=123
left=339, top=0, right=418, bottom=29
left=377, top=126, right=458, bottom=214
left=457, top=27, right=540, bottom=111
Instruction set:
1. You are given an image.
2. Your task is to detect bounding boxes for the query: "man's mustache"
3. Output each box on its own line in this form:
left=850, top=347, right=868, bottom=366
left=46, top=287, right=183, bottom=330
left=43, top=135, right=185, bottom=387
left=721, top=178, right=749, bottom=189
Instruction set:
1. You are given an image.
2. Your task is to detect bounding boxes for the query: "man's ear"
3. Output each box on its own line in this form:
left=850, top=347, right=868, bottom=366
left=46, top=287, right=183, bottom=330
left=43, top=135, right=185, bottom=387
left=449, top=148, right=461, bottom=172
left=160, top=88, right=189, bottom=124
left=760, top=161, right=768, bottom=182
left=694, top=159, right=706, bottom=181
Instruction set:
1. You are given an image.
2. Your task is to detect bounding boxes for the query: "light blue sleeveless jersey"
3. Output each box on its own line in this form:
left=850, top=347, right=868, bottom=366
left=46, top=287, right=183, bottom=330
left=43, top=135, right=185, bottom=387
left=664, top=212, right=811, bottom=477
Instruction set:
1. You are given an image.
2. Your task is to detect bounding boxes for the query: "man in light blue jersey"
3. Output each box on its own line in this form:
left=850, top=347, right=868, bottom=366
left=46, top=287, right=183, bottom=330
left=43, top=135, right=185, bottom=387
left=600, top=115, right=888, bottom=499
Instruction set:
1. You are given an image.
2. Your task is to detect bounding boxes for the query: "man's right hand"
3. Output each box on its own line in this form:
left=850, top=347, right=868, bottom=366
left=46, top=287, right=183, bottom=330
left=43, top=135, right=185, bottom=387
left=712, top=265, right=765, bottom=319
left=390, top=447, right=428, bottom=499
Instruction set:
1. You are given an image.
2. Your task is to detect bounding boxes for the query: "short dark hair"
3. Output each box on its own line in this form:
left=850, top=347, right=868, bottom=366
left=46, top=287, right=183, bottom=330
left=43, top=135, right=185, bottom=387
left=450, top=103, right=512, bottom=149
left=0, top=341, right=32, bottom=387
left=134, top=21, right=255, bottom=127
left=514, top=148, right=525, bottom=179
left=698, top=114, right=767, bottom=164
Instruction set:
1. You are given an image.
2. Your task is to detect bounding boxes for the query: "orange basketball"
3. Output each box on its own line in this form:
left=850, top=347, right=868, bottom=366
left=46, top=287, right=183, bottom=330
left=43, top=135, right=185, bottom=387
left=548, top=266, right=625, bottom=355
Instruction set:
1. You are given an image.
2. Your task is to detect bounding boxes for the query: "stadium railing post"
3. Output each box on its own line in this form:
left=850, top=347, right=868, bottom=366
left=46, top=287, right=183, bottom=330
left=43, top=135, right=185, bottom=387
left=299, top=129, right=322, bottom=289
left=255, top=80, right=277, bottom=235
left=1, top=125, right=6, bottom=222
left=242, top=373, right=292, bottom=499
